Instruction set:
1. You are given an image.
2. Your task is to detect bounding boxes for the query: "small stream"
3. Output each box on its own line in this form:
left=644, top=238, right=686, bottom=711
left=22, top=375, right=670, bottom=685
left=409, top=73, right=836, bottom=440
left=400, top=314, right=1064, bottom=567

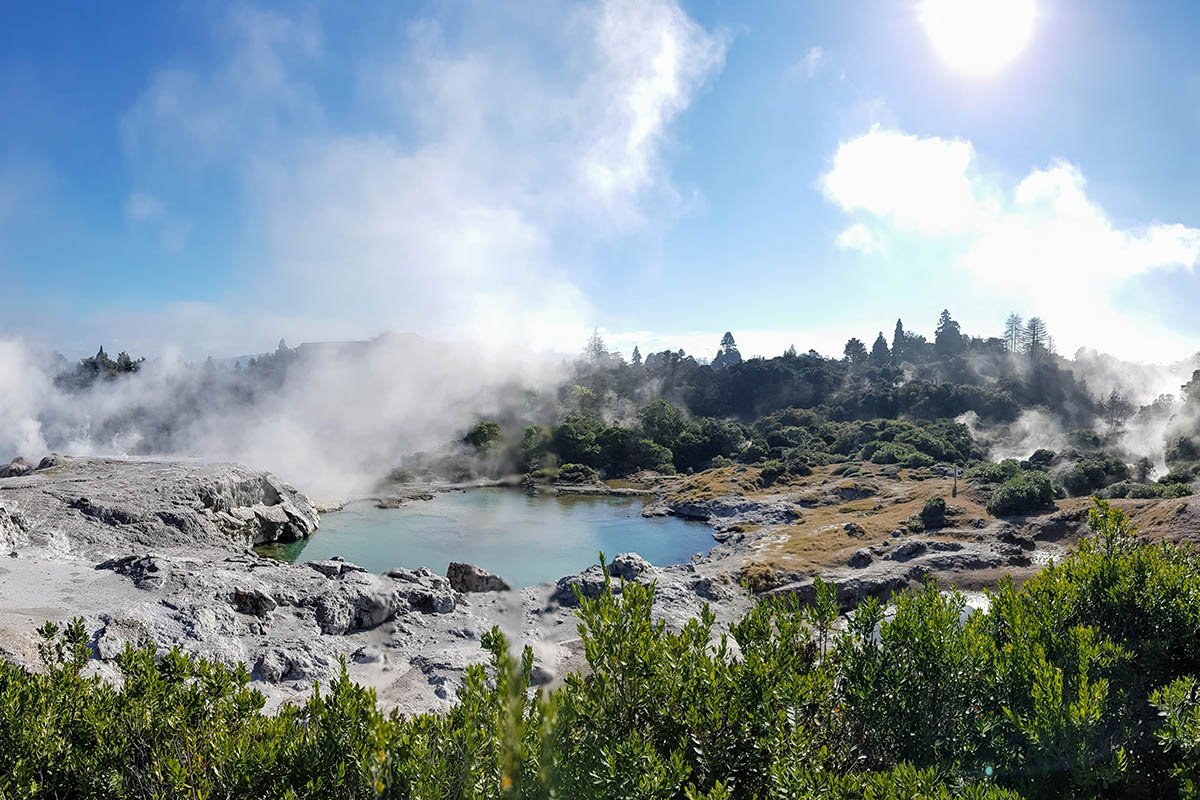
left=258, top=488, right=715, bottom=588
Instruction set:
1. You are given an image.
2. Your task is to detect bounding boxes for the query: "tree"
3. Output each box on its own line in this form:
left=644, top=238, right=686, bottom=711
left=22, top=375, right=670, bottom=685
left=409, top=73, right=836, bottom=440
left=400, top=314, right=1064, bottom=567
left=1024, top=317, right=1048, bottom=362
left=1101, top=389, right=1135, bottom=429
left=462, top=420, right=503, bottom=452
left=784, top=344, right=797, bottom=358
left=638, top=400, right=684, bottom=449
left=934, top=310, right=964, bottom=357
left=712, top=331, right=743, bottom=370
left=1135, top=456, right=1156, bottom=483
left=584, top=329, right=609, bottom=367
left=892, top=319, right=906, bottom=362
left=631, top=346, right=642, bottom=366
left=1003, top=313, right=1024, bottom=353
left=519, top=425, right=552, bottom=472
left=870, top=332, right=890, bottom=366
left=115, top=351, right=139, bottom=373
left=844, top=337, right=868, bottom=366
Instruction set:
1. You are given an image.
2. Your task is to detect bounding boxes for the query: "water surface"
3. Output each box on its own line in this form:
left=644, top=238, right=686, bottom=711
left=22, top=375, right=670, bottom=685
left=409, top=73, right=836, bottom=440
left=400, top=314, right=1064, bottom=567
left=261, top=489, right=714, bottom=587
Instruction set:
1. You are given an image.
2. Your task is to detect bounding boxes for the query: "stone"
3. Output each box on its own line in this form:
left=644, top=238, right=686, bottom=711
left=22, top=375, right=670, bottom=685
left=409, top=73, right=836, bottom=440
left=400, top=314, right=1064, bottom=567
left=0, top=457, right=33, bottom=478
left=307, top=558, right=368, bottom=579
left=888, top=541, right=928, bottom=562
left=530, top=663, right=554, bottom=686
left=231, top=587, right=278, bottom=617
left=609, top=552, right=653, bottom=581
left=849, top=549, right=873, bottom=568
left=447, top=562, right=510, bottom=593
left=352, top=645, right=383, bottom=664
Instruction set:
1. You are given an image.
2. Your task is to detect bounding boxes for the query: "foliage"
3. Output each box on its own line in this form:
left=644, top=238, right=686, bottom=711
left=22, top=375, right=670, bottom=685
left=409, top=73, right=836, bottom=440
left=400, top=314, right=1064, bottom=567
left=921, top=496, right=948, bottom=528
left=1105, top=481, right=1193, bottom=499
left=462, top=420, right=503, bottom=452
left=987, top=471, right=1057, bottom=516
left=1061, top=457, right=1130, bottom=497
left=14, top=503, right=1200, bottom=797
left=555, top=463, right=599, bottom=484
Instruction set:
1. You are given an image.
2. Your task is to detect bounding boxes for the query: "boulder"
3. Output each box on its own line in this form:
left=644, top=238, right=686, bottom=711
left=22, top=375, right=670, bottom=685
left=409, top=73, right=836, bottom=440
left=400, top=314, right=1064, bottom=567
left=254, top=645, right=332, bottom=683
left=609, top=552, right=653, bottom=581
left=888, top=541, right=928, bottom=562
left=0, top=457, right=32, bottom=478
left=447, top=562, right=510, bottom=593
left=849, top=549, right=873, bottom=568
left=550, top=565, right=610, bottom=607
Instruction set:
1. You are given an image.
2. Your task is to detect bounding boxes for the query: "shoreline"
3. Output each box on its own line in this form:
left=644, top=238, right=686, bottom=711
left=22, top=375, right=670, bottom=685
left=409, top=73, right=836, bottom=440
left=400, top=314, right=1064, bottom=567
left=0, top=456, right=751, bottom=715
left=6, top=455, right=1178, bottom=715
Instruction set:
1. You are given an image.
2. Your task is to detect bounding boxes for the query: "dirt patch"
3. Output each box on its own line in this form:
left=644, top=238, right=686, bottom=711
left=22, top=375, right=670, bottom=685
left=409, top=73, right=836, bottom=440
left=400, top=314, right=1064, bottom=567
left=750, top=466, right=992, bottom=575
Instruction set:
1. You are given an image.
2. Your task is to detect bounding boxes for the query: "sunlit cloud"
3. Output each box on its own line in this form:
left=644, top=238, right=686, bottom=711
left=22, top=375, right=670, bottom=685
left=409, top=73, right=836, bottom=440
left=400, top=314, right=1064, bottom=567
left=820, top=127, right=1200, bottom=359
left=836, top=223, right=885, bottom=255
left=119, top=0, right=725, bottom=351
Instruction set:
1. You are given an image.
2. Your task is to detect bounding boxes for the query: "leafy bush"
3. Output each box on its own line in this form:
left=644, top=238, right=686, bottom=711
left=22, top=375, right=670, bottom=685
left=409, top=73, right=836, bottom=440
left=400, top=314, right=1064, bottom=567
left=17, top=503, right=1200, bottom=798
left=920, top=496, right=947, bottom=528
left=556, top=462, right=598, bottom=484
left=1160, top=467, right=1195, bottom=485
left=759, top=459, right=786, bottom=487
left=1105, top=481, right=1193, bottom=499
left=1061, top=457, right=1130, bottom=497
left=987, top=471, right=1056, bottom=516
left=968, top=459, right=1022, bottom=485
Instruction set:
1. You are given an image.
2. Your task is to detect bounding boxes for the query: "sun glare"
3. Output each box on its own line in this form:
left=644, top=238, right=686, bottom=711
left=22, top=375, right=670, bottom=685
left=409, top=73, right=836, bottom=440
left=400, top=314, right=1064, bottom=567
left=919, top=0, right=1038, bottom=78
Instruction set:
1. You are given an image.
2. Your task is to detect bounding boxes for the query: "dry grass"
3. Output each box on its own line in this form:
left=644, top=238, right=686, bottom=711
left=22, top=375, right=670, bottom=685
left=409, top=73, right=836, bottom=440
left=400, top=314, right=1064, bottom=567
left=668, top=465, right=764, bottom=504
left=731, top=463, right=992, bottom=574
left=738, top=561, right=783, bottom=593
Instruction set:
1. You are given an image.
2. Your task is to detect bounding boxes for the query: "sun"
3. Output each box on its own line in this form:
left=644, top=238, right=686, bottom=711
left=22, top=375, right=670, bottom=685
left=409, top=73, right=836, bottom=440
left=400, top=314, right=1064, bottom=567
left=919, top=0, right=1038, bottom=78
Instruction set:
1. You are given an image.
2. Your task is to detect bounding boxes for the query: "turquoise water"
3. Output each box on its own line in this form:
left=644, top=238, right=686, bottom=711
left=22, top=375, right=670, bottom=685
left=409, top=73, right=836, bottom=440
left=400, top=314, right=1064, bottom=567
left=261, top=489, right=715, bottom=588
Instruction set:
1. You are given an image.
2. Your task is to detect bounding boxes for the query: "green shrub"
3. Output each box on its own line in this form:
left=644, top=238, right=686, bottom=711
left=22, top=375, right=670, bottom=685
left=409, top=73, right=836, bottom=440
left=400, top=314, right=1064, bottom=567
left=1106, top=481, right=1193, bottom=499
left=556, top=462, right=598, bottom=484
left=920, top=496, right=947, bottom=528
left=759, top=459, right=786, bottom=486
left=968, top=459, right=1022, bottom=485
left=1061, top=457, right=1130, bottom=497
left=14, top=502, right=1200, bottom=798
left=987, top=471, right=1056, bottom=516
left=1160, top=467, right=1195, bottom=485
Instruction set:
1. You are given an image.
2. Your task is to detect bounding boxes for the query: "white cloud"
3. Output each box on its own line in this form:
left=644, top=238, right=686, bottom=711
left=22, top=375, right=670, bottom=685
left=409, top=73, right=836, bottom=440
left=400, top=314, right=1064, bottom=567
left=784, top=46, right=824, bottom=82
left=125, top=191, right=165, bottom=222
left=820, top=125, right=982, bottom=235
left=836, top=223, right=884, bottom=254
left=124, top=191, right=189, bottom=251
left=121, top=0, right=725, bottom=347
left=819, top=127, right=1200, bottom=359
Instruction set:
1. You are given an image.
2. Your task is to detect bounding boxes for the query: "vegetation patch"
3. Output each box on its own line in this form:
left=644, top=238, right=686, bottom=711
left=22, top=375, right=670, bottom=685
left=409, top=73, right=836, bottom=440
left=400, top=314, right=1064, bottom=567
left=8, top=503, right=1200, bottom=798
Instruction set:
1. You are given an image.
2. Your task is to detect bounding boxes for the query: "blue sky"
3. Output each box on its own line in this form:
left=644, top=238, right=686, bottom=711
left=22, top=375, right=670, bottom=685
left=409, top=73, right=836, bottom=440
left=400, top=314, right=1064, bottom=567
left=2, top=0, right=1200, bottom=361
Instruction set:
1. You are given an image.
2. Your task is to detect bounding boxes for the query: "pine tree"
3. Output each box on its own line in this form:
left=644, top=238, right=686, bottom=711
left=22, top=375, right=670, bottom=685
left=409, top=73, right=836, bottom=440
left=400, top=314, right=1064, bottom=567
left=1003, top=313, right=1024, bottom=353
left=584, top=329, right=609, bottom=366
left=870, top=332, right=890, bottom=366
left=892, top=319, right=905, bottom=362
left=1024, top=317, right=1048, bottom=362
left=713, top=331, right=743, bottom=369
left=934, top=310, right=964, bottom=357
left=844, top=337, right=868, bottom=365
left=784, top=344, right=798, bottom=358
left=631, top=346, right=642, bottom=366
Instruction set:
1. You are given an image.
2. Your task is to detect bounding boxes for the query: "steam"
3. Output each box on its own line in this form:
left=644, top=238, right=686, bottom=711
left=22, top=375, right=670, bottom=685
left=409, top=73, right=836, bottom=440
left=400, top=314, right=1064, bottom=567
left=0, top=336, right=563, bottom=502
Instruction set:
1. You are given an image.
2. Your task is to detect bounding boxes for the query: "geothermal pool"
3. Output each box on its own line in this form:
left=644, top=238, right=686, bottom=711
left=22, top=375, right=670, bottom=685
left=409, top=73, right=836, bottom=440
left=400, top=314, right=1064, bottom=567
left=260, top=489, right=715, bottom=588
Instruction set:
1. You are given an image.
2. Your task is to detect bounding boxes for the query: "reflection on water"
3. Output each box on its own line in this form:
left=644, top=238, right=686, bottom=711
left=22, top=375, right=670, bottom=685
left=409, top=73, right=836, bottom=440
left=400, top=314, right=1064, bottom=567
left=259, top=489, right=715, bottom=588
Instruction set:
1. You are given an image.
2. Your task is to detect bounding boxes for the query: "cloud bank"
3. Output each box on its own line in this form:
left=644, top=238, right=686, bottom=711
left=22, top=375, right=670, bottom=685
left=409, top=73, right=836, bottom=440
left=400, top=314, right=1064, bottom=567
left=821, top=126, right=1200, bottom=359
left=114, top=0, right=726, bottom=355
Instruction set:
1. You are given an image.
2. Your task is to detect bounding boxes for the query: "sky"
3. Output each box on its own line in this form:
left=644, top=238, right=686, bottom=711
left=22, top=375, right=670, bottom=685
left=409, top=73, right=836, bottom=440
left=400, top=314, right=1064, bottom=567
left=2, top=0, right=1200, bottom=363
